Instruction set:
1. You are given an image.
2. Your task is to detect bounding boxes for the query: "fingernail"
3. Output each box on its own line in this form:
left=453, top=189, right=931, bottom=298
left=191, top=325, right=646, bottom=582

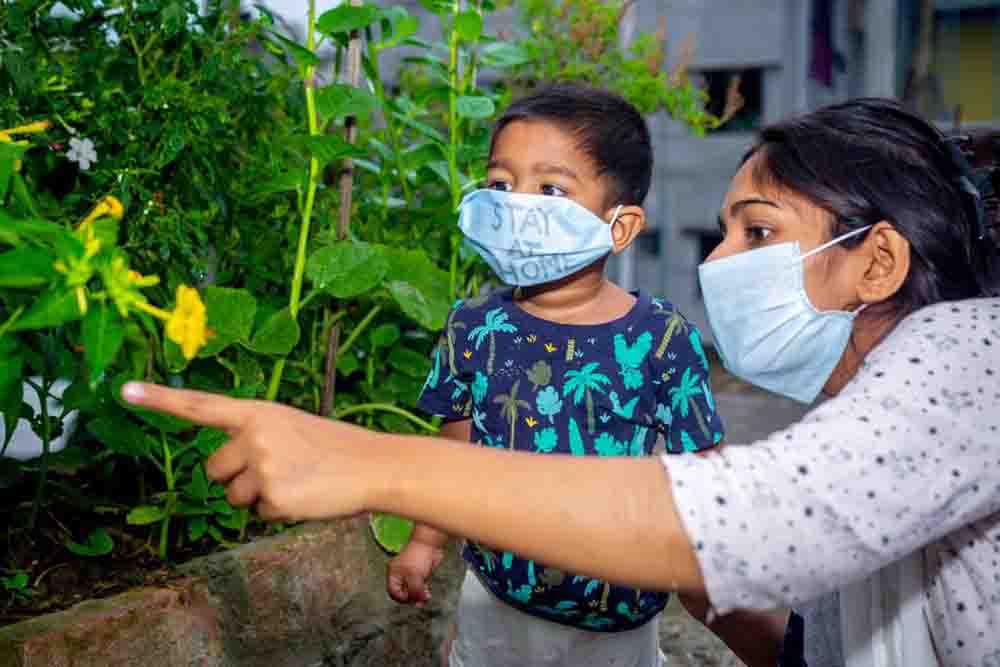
left=122, top=382, right=145, bottom=403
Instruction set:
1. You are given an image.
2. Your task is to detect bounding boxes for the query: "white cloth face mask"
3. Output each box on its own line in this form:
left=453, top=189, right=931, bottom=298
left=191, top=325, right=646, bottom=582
left=457, top=189, right=622, bottom=287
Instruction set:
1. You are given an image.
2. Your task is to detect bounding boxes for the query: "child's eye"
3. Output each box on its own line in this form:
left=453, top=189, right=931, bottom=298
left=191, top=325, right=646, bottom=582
left=540, top=184, right=567, bottom=197
left=488, top=180, right=512, bottom=192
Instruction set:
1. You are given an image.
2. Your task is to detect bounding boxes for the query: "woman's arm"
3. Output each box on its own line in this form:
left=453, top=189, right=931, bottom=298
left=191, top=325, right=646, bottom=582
left=122, top=381, right=706, bottom=594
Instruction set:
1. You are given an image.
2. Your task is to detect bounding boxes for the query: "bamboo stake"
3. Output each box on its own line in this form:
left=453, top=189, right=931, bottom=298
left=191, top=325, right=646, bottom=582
left=321, top=0, right=363, bottom=417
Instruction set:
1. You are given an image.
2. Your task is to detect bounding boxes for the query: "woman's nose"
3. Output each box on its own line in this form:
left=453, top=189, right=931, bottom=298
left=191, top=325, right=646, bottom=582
left=704, top=238, right=735, bottom=263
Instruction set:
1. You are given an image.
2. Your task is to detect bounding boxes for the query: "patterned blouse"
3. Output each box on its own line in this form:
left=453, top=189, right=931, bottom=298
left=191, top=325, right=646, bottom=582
left=418, top=288, right=723, bottom=632
left=664, top=298, right=1000, bottom=666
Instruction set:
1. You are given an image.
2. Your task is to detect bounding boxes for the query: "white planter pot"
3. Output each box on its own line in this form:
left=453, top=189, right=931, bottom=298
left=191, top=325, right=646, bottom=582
left=0, top=378, right=78, bottom=461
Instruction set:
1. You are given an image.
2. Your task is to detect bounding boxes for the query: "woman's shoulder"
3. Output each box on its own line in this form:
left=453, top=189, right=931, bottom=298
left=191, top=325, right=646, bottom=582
left=852, top=297, right=998, bottom=394
left=887, top=297, right=999, bottom=351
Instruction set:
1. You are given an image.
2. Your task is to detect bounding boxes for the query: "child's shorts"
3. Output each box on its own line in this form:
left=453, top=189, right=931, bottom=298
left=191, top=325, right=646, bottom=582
left=448, top=570, right=666, bottom=667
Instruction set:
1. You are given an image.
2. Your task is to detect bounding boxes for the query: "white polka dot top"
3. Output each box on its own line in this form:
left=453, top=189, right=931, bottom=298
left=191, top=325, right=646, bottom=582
left=663, top=298, right=1000, bottom=667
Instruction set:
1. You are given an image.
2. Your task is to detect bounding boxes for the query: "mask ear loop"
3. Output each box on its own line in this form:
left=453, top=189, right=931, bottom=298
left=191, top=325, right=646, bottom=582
left=799, top=223, right=873, bottom=261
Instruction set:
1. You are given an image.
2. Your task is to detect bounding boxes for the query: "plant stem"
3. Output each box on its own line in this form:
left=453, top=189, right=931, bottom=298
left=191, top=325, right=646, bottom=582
left=27, top=378, right=52, bottom=531
left=336, top=304, right=381, bottom=361
left=159, top=432, right=174, bottom=560
left=266, top=0, right=321, bottom=402
left=334, top=403, right=438, bottom=432
left=447, top=5, right=464, bottom=300
left=368, top=51, right=413, bottom=205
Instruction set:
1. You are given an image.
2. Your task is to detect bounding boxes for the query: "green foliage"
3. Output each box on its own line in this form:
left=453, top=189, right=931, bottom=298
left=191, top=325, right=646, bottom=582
left=0, top=0, right=713, bottom=575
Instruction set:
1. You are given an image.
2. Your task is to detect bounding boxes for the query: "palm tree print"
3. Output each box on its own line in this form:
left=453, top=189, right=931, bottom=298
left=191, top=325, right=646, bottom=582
left=563, top=362, right=611, bottom=433
left=468, top=307, right=518, bottom=375
left=654, top=308, right=689, bottom=359
left=445, top=310, right=467, bottom=376
left=668, top=367, right=711, bottom=440
left=494, top=379, right=531, bottom=450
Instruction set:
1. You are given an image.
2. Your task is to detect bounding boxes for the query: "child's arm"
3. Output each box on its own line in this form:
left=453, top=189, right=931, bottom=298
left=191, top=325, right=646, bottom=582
left=386, top=419, right=470, bottom=606
left=679, top=594, right=792, bottom=667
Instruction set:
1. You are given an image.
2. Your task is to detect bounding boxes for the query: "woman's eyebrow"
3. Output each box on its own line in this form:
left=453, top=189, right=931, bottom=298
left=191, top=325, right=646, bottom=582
left=728, top=197, right=782, bottom=216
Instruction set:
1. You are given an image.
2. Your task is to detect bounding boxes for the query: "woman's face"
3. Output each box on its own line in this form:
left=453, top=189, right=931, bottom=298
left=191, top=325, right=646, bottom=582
left=708, top=153, right=862, bottom=314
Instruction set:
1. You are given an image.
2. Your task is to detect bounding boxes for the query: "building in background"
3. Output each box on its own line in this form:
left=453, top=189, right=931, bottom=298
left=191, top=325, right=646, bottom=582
left=618, top=0, right=1000, bottom=337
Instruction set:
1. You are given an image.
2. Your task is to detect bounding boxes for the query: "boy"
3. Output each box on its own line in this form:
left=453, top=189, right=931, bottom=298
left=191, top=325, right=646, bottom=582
left=394, top=84, right=723, bottom=666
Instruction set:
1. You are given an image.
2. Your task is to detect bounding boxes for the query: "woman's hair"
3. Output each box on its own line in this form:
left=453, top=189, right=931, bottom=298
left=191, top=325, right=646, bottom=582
left=744, top=98, right=1000, bottom=321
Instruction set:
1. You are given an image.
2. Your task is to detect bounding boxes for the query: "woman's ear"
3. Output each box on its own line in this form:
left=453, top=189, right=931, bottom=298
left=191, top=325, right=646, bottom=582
left=609, top=205, right=646, bottom=255
left=857, top=221, right=910, bottom=303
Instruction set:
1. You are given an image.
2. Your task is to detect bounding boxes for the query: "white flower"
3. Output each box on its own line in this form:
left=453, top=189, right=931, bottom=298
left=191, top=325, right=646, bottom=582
left=67, top=137, right=97, bottom=170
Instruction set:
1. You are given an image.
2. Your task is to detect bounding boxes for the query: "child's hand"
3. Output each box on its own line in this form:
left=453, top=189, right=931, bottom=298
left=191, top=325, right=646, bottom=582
left=387, top=541, right=445, bottom=607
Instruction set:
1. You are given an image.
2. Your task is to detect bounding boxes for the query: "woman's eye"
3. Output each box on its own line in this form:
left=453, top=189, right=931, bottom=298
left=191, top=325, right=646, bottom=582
left=746, top=226, right=773, bottom=243
left=488, top=180, right=512, bottom=192
left=540, top=184, right=567, bottom=197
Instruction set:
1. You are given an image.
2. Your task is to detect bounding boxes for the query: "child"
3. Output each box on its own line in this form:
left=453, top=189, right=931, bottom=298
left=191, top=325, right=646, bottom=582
left=393, top=84, right=724, bottom=666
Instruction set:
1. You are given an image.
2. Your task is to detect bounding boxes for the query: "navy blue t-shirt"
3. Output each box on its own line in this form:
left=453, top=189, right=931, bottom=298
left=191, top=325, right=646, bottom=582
left=417, top=288, right=724, bottom=632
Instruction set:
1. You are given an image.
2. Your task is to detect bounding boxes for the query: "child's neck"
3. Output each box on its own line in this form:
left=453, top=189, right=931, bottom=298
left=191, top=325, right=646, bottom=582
left=513, top=263, right=637, bottom=326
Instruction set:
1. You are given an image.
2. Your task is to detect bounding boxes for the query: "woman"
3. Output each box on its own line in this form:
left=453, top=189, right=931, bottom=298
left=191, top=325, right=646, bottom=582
left=122, top=99, right=999, bottom=666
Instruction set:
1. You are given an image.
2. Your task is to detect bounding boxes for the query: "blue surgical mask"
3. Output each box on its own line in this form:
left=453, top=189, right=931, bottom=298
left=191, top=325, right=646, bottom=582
left=457, top=189, right=622, bottom=286
left=697, top=226, right=872, bottom=404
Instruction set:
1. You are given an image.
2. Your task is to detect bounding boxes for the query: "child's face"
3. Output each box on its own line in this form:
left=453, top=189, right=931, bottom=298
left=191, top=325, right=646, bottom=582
left=486, top=120, right=615, bottom=220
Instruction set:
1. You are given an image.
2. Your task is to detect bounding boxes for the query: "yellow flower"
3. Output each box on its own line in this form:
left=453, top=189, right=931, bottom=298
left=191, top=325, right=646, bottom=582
left=165, top=285, right=209, bottom=360
left=53, top=224, right=102, bottom=315
left=79, top=195, right=124, bottom=228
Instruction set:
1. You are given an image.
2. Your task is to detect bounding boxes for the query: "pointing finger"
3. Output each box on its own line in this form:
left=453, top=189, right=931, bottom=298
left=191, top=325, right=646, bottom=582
left=121, top=382, right=250, bottom=433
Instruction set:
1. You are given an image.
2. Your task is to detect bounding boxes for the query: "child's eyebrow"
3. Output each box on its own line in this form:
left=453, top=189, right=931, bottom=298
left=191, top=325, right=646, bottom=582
left=532, top=162, right=579, bottom=181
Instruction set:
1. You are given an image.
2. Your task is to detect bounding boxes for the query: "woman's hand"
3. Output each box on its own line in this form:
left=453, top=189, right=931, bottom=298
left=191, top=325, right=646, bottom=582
left=122, top=382, right=384, bottom=521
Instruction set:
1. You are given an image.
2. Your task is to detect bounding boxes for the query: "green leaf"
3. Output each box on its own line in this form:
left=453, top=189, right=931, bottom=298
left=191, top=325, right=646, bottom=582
left=0, top=336, right=23, bottom=449
left=268, top=31, right=319, bottom=67
left=191, top=427, right=227, bottom=456
left=127, top=505, right=167, bottom=526
left=253, top=171, right=302, bottom=196
left=316, top=83, right=379, bottom=122
left=198, top=286, right=257, bottom=357
left=385, top=249, right=451, bottom=330
left=291, top=135, right=368, bottom=166
left=10, top=289, right=83, bottom=331
left=0, top=211, right=74, bottom=246
left=376, top=8, right=420, bottom=50
left=454, top=10, right=483, bottom=42
left=317, top=4, right=381, bottom=35
left=82, top=304, right=124, bottom=384
left=0, top=246, right=56, bottom=287
left=305, top=241, right=388, bottom=299
left=0, top=140, right=27, bottom=201
left=387, top=280, right=449, bottom=331
left=182, top=464, right=211, bottom=502
left=65, top=528, right=114, bottom=557
left=188, top=516, right=208, bottom=541
left=369, top=323, right=400, bottom=349
left=247, top=308, right=300, bottom=356
left=479, top=42, right=532, bottom=68
left=87, top=416, right=154, bottom=459
left=369, top=512, right=414, bottom=554
left=456, top=96, right=496, bottom=120
left=387, top=347, right=430, bottom=378
left=336, top=351, right=360, bottom=377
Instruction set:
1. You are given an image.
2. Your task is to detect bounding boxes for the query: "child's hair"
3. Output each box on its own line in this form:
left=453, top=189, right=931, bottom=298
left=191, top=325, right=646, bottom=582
left=490, top=83, right=652, bottom=207
left=743, top=98, right=1000, bottom=322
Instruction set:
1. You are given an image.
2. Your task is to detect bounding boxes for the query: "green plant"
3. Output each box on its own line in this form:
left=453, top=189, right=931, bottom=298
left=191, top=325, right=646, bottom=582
left=1, top=571, right=31, bottom=606
left=0, top=0, right=717, bottom=587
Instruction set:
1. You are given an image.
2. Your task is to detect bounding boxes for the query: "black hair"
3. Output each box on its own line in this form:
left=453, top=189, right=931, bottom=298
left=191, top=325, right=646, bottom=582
left=490, top=83, right=653, bottom=207
left=744, top=98, right=1000, bottom=321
